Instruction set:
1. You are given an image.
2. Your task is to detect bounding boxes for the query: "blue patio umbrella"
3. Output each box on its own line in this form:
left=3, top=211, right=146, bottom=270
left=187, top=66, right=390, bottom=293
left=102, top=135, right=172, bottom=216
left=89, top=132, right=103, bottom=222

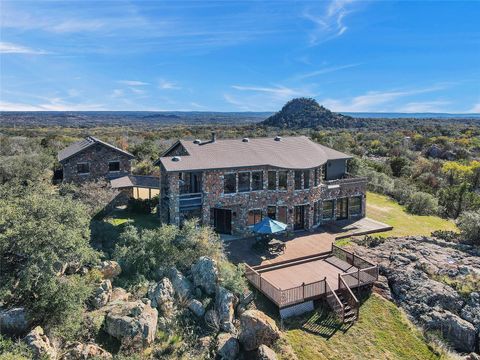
left=252, top=217, right=287, bottom=234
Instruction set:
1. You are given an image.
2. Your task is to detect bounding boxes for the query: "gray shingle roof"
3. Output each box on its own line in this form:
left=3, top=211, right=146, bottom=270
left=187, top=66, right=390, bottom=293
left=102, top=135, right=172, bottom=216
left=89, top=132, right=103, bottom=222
left=57, top=136, right=135, bottom=163
left=158, top=136, right=351, bottom=172
left=110, top=175, right=159, bottom=189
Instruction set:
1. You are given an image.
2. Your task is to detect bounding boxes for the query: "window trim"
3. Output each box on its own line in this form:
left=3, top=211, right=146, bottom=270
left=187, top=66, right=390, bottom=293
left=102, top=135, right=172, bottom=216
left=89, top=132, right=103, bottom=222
left=77, top=162, right=90, bottom=175
left=277, top=205, right=288, bottom=224
left=267, top=205, right=276, bottom=220
left=322, top=199, right=334, bottom=220
left=247, top=208, right=263, bottom=226
left=238, top=171, right=251, bottom=193
left=277, top=170, right=288, bottom=191
left=108, top=160, right=121, bottom=173
left=251, top=171, right=264, bottom=191
left=267, top=170, right=277, bottom=191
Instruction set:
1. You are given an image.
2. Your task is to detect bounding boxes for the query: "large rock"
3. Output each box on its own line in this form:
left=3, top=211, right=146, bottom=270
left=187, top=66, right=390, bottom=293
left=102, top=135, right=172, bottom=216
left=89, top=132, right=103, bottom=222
left=188, top=299, right=205, bottom=318
left=104, top=300, right=158, bottom=349
left=90, top=280, right=112, bottom=309
left=239, top=310, right=280, bottom=351
left=110, top=287, right=130, bottom=302
left=98, top=261, right=121, bottom=279
left=24, top=326, right=57, bottom=359
left=0, top=307, right=29, bottom=336
left=62, top=342, right=112, bottom=359
left=191, top=256, right=218, bottom=295
left=215, top=286, right=237, bottom=333
left=204, top=309, right=220, bottom=331
left=422, top=310, right=477, bottom=352
left=148, top=278, right=175, bottom=317
left=168, top=267, right=193, bottom=299
left=216, top=332, right=239, bottom=360
left=257, top=344, right=278, bottom=360
left=461, top=292, right=480, bottom=329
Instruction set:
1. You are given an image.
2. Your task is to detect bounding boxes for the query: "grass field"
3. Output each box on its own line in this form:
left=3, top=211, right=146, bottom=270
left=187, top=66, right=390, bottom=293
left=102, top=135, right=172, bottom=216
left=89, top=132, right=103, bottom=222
left=105, top=208, right=160, bottom=230
left=365, top=192, right=458, bottom=238
left=283, top=294, right=447, bottom=360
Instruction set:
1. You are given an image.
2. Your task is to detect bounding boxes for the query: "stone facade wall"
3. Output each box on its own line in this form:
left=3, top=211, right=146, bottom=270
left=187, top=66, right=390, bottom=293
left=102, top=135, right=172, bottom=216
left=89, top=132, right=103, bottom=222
left=161, top=164, right=366, bottom=236
left=62, top=143, right=131, bottom=183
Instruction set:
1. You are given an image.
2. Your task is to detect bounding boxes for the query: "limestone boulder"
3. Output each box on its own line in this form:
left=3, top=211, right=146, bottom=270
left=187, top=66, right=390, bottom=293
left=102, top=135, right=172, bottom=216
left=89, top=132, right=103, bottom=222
left=98, top=261, right=121, bottom=279
left=239, top=310, right=280, bottom=351
left=147, top=278, right=175, bottom=317
left=215, top=286, right=237, bottom=333
left=104, top=300, right=158, bottom=349
left=0, top=307, right=29, bottom=336
left=188, top=299, right=205, bottom=318
left=257, top=344, right=278, bottom=360
left=204, top=309, right=220, bottom=332
left=168, top=267, right=193, bottom=299
left=191, top=256, right=218, bottom=295
left=90, top=280, right=112, bottom=309
left=422, top=310, right=477, bottom=353
left=24, top=326, right=57, bottom=359
left=216, top=332, right=239, bottom=360
left=110, top=287, right=130, bottom=302
left=61, top=342, right=112, bottom=359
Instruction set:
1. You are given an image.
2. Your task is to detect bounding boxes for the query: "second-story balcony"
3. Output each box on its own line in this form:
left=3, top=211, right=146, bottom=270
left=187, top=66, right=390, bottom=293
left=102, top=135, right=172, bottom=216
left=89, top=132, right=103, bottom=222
left=179, top=192, right=203, bottom=211
left=323, top=173, right=368, bottom=189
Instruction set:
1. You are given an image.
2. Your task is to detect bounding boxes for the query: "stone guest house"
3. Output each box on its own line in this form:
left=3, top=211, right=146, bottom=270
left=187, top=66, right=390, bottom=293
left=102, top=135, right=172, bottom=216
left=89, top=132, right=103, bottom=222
left=156, top=134, right=367, bottom=235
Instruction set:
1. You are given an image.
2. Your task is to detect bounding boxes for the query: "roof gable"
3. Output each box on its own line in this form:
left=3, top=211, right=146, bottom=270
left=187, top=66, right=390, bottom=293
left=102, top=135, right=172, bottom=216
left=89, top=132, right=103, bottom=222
left=58, top=136, right=135, bottom=163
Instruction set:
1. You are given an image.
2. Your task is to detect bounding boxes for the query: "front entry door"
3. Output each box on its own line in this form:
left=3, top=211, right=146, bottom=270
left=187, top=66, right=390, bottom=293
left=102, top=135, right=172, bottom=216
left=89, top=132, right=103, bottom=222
left=213, top=208, right=232, bottom=234
left=294, top=205, right=305, bottom=230
left=336, top=198, right=348, bottom=220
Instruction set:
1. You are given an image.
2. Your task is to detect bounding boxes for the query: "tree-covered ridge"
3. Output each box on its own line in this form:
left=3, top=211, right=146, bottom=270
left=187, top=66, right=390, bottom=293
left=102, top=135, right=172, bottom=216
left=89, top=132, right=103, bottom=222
left=262, top=97, right=357, bottom=129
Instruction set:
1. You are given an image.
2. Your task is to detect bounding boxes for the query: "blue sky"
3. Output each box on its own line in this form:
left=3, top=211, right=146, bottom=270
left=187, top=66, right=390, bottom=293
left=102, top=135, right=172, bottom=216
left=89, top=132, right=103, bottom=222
left=1, top=0, right=479, bottom=112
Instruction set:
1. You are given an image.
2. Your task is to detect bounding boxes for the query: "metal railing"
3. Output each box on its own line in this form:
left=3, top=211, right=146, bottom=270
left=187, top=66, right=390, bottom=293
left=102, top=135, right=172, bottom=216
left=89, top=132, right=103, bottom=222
left=324, top=176, right=368, bottom=187
left=338, top=274, right=360, bottom=321
left=325, top=280, right=344, bottom=321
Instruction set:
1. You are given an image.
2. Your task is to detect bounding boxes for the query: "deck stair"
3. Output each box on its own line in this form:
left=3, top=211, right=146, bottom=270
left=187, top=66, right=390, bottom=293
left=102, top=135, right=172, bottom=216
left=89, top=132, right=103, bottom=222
left=335, top=290, right=358, bottom=323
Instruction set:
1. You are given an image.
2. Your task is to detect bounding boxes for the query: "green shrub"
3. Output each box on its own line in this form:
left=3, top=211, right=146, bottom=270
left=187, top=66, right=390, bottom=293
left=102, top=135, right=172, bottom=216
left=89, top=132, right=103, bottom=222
left=405, top=191, right=438, bottom=215
left=218, top=261, right=248, bottom=295
left=0, top=335, right=33, bottom=360
left=457, top=210, right=480, bottom=245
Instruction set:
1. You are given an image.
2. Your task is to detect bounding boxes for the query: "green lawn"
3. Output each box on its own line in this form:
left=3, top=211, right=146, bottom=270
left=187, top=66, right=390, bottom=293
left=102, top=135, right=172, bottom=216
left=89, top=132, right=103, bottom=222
left=283, top=294, right=447, bottom=360
left=105, top=208, right=160, bottom=230
left=365, top=192, right=457, bottom=238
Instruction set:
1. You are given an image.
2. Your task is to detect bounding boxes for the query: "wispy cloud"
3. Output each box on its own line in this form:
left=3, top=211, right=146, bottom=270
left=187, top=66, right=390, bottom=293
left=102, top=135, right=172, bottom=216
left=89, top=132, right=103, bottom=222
left=469, top=102, right=480, bottom=113
left=320, top=84, right=448, bottom=112
left=397, top=101, right=451, bottom=113
left=159, top=79, right=181, bottom=90
left=231, top=85, right=310, bottom=99
left=0, top=99, right=104, bottom=111
left=117, top=80, right=149, bottom=86
left=293, top=63, right=360, bottom=80
left=0, top=41, right=49, bottom=55
left=303, top=0, right=357, bottom=45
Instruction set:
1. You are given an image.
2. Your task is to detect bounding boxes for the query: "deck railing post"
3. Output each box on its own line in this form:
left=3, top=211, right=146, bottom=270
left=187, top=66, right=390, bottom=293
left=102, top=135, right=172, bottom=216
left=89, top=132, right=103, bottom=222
left=302, top=282, right=305, bottom=300
left=358, top=268, right=361, bottom=288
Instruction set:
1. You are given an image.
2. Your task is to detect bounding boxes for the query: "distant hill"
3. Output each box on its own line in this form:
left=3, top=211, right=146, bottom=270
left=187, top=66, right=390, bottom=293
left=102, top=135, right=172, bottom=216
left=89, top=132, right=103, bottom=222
left=262, top=98, right=357, bottom=129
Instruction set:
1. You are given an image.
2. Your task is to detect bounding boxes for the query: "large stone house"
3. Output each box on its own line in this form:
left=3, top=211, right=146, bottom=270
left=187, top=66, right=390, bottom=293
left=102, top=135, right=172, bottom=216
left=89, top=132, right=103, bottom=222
left=58, top=136, right=135, bottom=183
left=155, top=134, right=367, bottom=235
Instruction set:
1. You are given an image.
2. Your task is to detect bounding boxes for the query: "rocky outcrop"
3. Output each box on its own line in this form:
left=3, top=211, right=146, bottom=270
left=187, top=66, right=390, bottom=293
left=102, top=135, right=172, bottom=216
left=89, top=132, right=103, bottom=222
left=191, top=256, right=218, bottom=295
left=104, top=300, right=158, bottom=350
left=90, top=280, right=112, bottom=309
left=110, top=287, right=130, bottom=302
left=216, top=333, right=239, bottom=360
left=0, top=307, right=29, bottom=336
left=421, top=310, right=477, bottom=352
left=239, top=310, right=280, bottom=351
left=350, top=235, right=480, bottom=353
left=98, top=261, right=121, bottom=279
left=168, top=267, right=193, bottom=299
left=62, top=342, right=112, bottom=359
left=188, top=299, right=205, bottom=318
left=215, top=286, right=237, bottom=333
left=257, top=345, right=278, bottom=360
left=204, top=309, right=220, bottom=331
left=148, top=278, right=175, bottom=317
left=24, top=326, right=57, bottom=359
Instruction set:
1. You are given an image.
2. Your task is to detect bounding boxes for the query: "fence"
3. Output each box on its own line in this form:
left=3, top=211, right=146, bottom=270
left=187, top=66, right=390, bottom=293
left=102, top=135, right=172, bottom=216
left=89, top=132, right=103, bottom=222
left=331, top=244, right=376, bottom=270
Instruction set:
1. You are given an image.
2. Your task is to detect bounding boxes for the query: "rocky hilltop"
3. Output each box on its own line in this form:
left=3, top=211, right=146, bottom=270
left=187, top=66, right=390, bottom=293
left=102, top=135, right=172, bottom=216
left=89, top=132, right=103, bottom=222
left=262, top=98, right=357, bottom=129
left=350, top=235, right=480, bottom=355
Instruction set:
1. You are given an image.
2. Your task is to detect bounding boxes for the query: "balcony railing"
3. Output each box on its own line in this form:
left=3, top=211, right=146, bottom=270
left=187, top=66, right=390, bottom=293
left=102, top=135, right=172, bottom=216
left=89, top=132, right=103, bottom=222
left=179, top=192, right=203, bottom=210
left=324, top=174, right=368, bottom=187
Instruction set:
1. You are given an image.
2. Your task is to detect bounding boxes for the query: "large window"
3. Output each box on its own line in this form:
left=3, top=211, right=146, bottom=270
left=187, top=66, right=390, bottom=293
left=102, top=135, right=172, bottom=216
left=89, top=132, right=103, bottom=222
left=268, top=171, right=276, bottom=190
left=304, top=170, right=310, bottom=189
left=224, top=173, right=236, bottom=194
left=77, top=162, right=90, bottom=174
left=109, top=160, right=120, bottom=172
left=238, top=172, right=250, bottom=192
left=267, top=206, right=276, bottom=220
left=252, top=171, right=263, bottom=191
left=350, top=196, right=362, bottom=216
left=247, top=209, right=262, bottom=226
left=277, top=206, right=287, bottom=224
left=322, top=200, right=334, bottom=220
left=278, top=171, right=288, bottom=190
left=294, top=171, right=302, bottom=190
left=314, top=168, right=320, bottom=186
